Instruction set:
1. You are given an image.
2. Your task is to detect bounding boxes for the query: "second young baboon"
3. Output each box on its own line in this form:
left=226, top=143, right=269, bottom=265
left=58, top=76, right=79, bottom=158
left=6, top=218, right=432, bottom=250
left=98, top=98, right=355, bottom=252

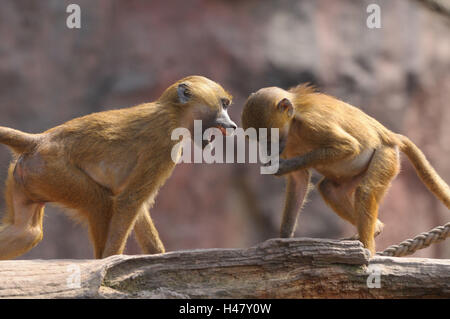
left=241, top=83, right=450, bottom=255
left=0, top=75, right=237, bottom=259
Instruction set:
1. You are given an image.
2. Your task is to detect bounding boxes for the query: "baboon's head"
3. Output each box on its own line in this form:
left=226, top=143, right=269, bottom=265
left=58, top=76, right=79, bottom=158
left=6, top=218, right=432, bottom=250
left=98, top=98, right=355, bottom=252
left=241, top=87, right=294, bottom=152
left=161, top=75, right=237, bottom=148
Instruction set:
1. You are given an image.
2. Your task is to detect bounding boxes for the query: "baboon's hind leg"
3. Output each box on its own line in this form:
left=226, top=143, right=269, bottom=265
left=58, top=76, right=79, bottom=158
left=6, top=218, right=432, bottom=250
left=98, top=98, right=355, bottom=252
left=355, top=147, right=399, bottom=255
left=40, top=164, right=114, bottom=259
left=318, top=174, right=384, bottom=241
left=0, top=166, right=45, bottom=260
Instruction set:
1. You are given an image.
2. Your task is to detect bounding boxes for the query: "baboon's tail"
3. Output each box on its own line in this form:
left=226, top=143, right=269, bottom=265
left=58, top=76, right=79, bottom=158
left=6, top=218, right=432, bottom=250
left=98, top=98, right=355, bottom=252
left=397, top=134, right=450, bottom=209
left=0, top=126, right=38, bottom=153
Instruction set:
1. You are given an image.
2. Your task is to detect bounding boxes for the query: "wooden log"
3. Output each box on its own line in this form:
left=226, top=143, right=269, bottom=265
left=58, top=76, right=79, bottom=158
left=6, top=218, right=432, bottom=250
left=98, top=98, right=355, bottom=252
left=0, top=238, right=449, bottom=298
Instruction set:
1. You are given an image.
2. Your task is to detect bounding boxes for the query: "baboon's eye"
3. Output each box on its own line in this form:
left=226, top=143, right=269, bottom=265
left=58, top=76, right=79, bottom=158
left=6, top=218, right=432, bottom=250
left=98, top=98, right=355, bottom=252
left=221, top=98, right=230, bottom=110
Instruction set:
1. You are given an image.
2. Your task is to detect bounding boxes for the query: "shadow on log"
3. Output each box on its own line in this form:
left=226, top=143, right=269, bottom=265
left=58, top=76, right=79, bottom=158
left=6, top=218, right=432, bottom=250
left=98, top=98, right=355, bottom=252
left=0, top=238, right=449, bottom=298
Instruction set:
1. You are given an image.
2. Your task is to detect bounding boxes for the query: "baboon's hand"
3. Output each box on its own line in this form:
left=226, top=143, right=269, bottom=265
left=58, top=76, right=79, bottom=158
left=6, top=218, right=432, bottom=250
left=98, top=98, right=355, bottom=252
left=262, top=159, right=294, bottom=176
left=272, top=159, right=294, bottom=176
left=261, top=159, right=288, bottom=177
left=273, top=157, right=307, bottom=176
left=273, top=159, right=291, bottom=176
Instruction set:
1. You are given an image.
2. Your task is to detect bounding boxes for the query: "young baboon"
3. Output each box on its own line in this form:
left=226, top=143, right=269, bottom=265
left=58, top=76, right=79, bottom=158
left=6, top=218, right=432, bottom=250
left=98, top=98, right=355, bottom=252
left=241, top=83, right=450, bottom=255
left=0, top=75, right=236, bottom=259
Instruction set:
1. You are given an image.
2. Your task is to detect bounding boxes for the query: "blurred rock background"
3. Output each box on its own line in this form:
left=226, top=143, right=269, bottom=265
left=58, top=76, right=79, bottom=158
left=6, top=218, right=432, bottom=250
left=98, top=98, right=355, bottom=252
left=0, top=0, right=448, bottom=259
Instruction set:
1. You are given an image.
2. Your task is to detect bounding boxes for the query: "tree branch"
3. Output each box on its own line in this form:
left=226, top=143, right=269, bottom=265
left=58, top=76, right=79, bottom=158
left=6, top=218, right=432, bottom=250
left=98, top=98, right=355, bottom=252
left=1, top=238, right=449, bottom=298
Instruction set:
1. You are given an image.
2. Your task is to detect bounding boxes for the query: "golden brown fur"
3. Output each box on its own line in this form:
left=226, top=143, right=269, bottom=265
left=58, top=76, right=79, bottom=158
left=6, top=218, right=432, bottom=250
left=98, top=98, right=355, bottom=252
left=242, top=83, right=450, bottom=255
left=0, top=75, right=236, bottom=259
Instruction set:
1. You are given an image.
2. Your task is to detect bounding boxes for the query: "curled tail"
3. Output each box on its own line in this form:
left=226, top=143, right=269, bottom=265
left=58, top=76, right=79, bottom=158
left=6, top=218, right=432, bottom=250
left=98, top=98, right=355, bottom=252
left=0, top=126, right=38, bottom=153
left=397, top=134, right=450, bottom=209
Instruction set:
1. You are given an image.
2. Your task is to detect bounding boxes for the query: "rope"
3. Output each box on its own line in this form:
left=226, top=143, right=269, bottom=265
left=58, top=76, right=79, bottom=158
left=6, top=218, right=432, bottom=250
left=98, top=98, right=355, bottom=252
left=376, top=222, right=450, bottom=257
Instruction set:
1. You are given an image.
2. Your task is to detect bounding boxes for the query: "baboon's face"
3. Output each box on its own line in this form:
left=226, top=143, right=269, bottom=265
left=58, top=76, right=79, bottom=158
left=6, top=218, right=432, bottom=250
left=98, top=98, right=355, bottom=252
left=175, top=76, right=237, bottom=148
left=241, top=87, right=294, bottom=153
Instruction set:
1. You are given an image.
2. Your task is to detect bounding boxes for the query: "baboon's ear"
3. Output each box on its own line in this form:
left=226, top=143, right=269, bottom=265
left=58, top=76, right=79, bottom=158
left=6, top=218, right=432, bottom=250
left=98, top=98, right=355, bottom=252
left=177, top=83, right=192, bottom=104
left=277, top=98, right=294, bottom=118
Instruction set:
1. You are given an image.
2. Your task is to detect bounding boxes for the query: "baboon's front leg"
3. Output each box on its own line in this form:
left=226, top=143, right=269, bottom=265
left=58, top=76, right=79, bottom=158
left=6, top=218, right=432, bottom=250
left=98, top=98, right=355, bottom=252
left=101, top=172, right=160, bottom=258
left=134, top=207, right=165, bottom=254
left=102, top=199, right=142, bottom=258
left=280, top=169, right=311, bottom=238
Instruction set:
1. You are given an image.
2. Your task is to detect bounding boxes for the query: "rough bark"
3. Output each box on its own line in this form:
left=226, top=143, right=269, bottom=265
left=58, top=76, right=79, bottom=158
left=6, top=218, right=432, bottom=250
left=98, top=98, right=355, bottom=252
left=0, top=238, right=449, bottom=298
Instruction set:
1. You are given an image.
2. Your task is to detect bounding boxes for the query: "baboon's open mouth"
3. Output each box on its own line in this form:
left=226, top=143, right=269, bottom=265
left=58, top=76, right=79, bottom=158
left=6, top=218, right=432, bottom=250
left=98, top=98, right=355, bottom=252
left=202, top=125, right=232, bottom=148
left=215, top=125, right=229, bottom=136
left=215, top=125, right=234, bottom=136
left=202, top=130, right=215, bottom=148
